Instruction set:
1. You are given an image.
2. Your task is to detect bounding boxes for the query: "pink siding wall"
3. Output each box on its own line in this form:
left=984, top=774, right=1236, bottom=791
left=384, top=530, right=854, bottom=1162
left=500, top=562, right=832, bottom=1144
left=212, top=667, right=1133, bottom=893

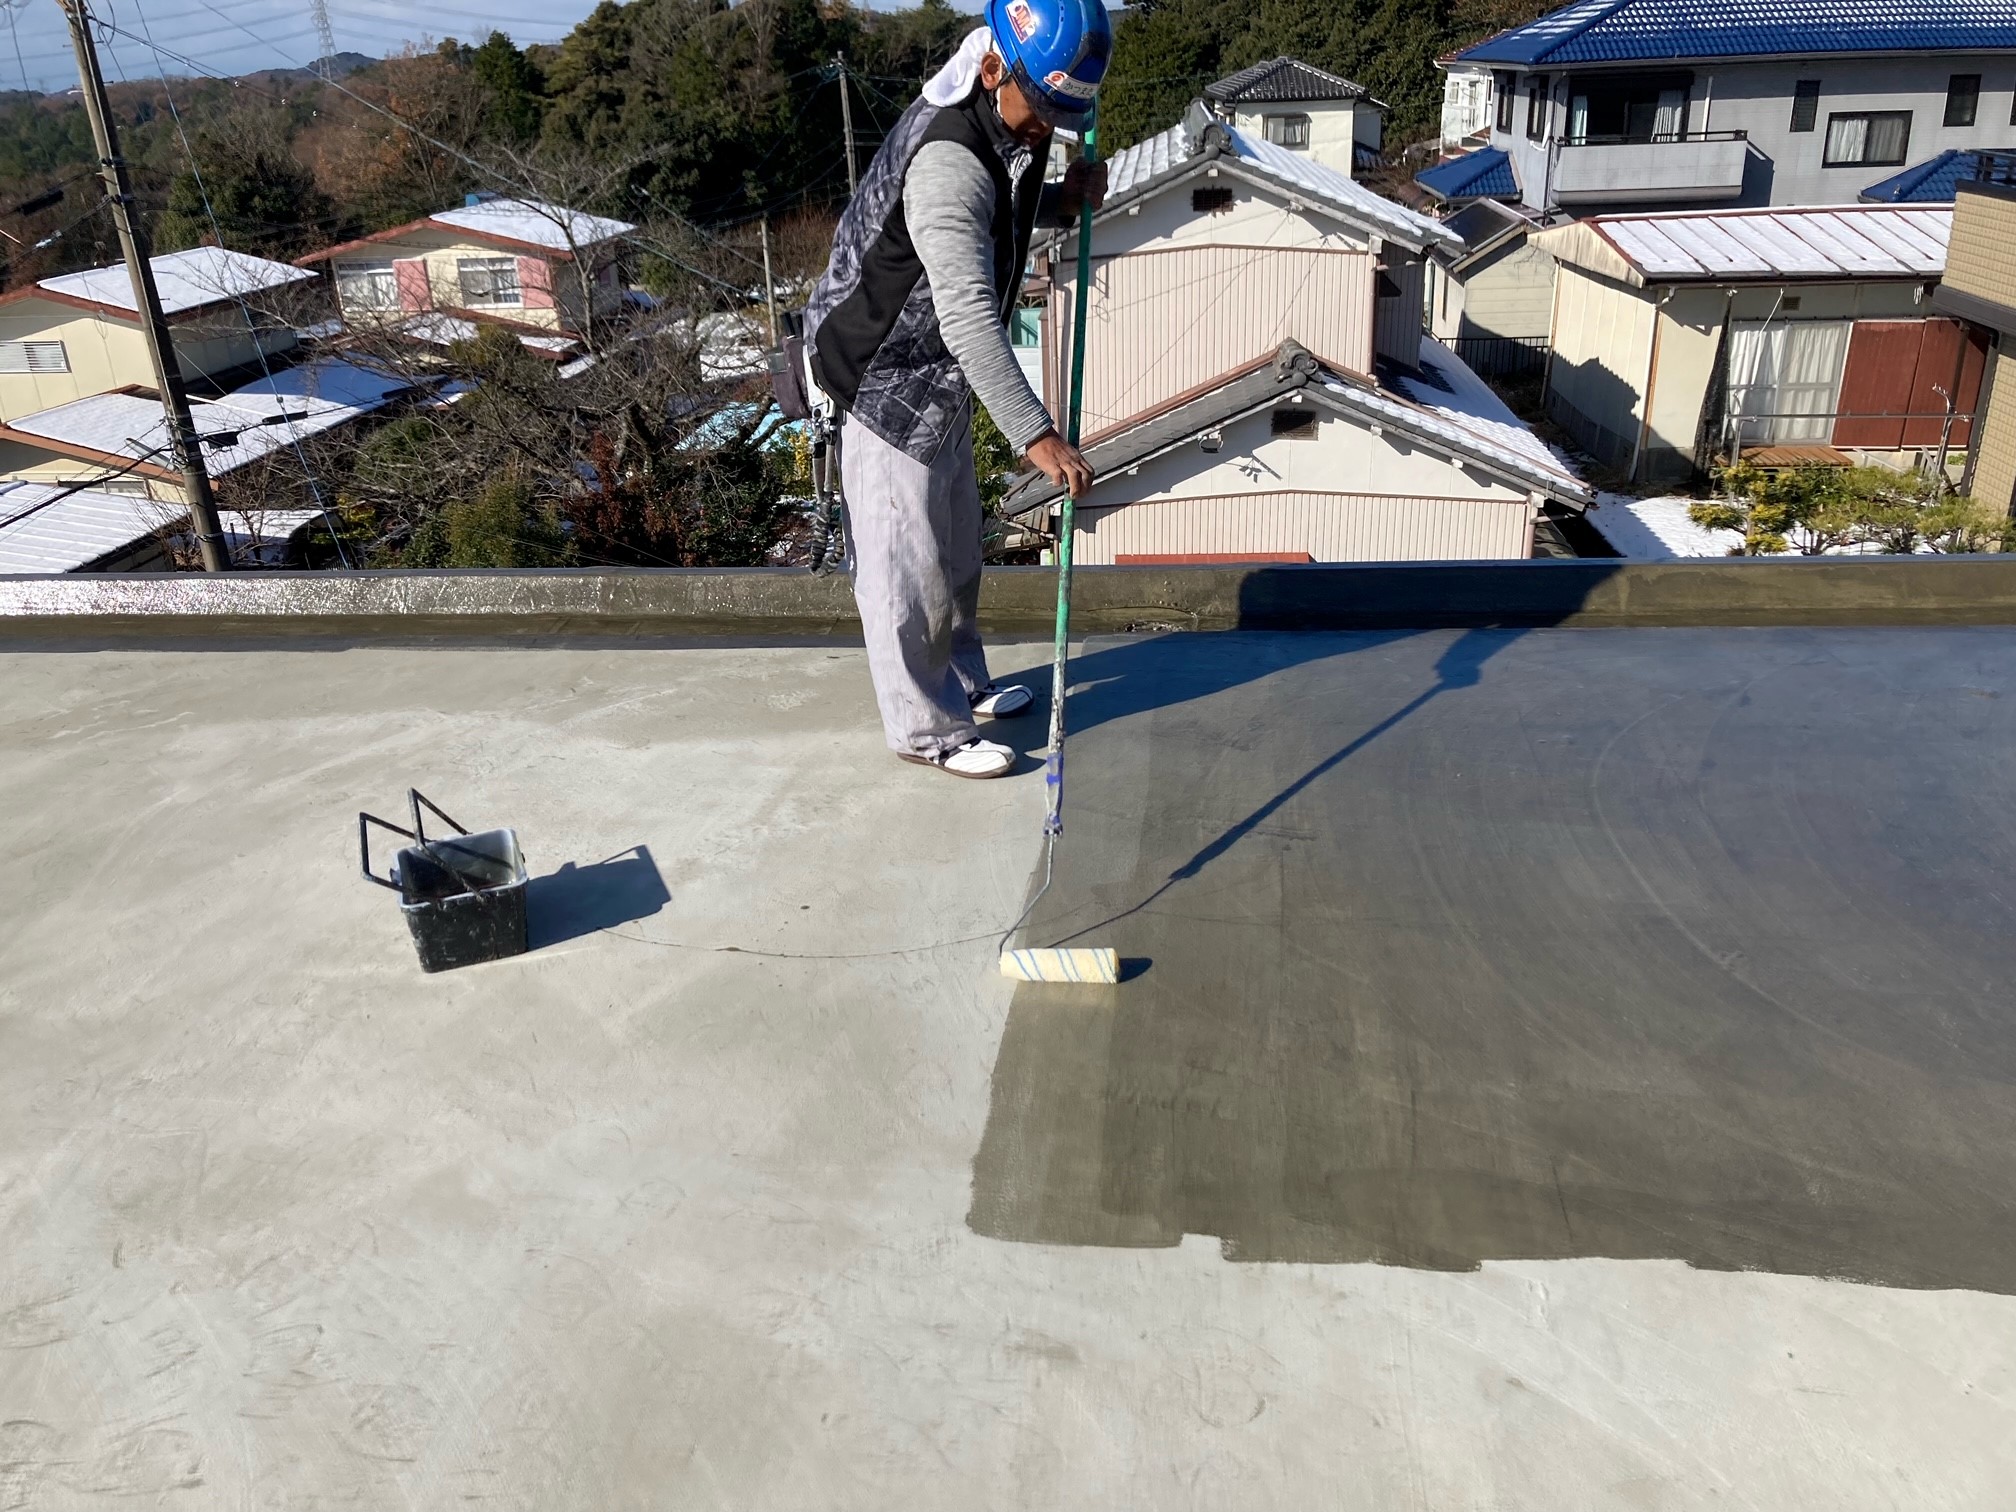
left=518, top=257, right=556, bottom=311
left=393, top=258, right=431, bottom=312
left=1073, top=491, right=1534, bottom=564
left=1063, top=246, right=1376, bottom=434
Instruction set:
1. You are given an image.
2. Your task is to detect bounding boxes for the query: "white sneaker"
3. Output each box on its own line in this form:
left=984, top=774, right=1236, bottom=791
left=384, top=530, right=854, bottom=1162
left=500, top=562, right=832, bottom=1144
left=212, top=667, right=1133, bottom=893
left=899, top=737, right=1015, bottom=779
left=970, top=684, right=1034, bottom=718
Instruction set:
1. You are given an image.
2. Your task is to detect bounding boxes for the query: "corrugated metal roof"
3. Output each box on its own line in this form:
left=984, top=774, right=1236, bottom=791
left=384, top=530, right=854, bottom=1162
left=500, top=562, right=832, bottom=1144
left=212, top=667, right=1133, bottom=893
left=1097, top=118, right=1457, bottom=250
left=38, top=246, right=313, bottom=317
left=1415, top=146, right=1519, bottom=202
left=1453, top=0, right=2016, bottom=66
left=0, top=483, right=325, bottom=572
left=1861, top=149, right=2005, bottom=204
left=3, top=357, right=416, bottom=477
left=1205, top=58, right=1378, bottom=106
left=1543, top=204, right=1952, bottom=282
left=429, top=197, right=635, bottom=250
left=0, top=483, right=168, bottom=572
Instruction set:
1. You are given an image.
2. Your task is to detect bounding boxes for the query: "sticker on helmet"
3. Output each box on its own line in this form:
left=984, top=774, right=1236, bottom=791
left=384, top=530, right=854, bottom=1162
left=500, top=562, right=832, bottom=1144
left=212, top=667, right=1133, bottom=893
left=1043, top=69, right=1098, bottom=101
left=1004, top=0, right=1039, bottom=42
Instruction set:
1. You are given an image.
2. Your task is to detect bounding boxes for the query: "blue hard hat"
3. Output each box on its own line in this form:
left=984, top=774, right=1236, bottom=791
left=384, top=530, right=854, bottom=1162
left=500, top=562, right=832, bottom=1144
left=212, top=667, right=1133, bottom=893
left=983, top=0, right=1112, bottom=129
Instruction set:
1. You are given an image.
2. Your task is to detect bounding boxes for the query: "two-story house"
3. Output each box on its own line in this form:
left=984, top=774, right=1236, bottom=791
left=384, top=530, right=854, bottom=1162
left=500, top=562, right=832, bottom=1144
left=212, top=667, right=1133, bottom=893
left=1432, top=0, right=2016, bottom=215
left=1203, top=58, right=1385, bottom=181
left=0, top=247, right=310, bottom=423
left=1007, top=103, right=1591, bottom=564
left=297, top=194, right=635, bottom=342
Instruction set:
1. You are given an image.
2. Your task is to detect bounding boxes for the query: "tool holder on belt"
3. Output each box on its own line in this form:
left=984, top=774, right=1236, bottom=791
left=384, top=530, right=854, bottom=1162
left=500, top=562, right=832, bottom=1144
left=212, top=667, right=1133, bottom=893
left=767, top=312, right=845, bottom=576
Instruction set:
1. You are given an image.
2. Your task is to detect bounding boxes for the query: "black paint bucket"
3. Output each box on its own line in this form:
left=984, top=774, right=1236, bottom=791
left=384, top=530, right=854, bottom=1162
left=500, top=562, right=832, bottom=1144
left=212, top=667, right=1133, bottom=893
left=359, top=791, right=528, bottom=973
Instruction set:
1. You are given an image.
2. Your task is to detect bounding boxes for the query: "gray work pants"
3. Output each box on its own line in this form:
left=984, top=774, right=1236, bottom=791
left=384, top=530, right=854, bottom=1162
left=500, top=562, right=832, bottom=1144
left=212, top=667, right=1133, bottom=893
left=840, top=412, right=991, bottom=757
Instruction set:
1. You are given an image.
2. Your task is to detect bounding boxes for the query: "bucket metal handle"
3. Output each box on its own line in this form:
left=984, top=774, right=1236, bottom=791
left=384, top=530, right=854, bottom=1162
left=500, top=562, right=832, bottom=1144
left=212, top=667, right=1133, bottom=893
left=358, top=810, right=416, bottom=892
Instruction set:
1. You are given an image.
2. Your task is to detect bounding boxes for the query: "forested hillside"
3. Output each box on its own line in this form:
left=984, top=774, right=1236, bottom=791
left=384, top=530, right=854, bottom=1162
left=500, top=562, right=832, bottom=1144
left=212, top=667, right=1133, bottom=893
left=1, top=0, right=1553, bottom=295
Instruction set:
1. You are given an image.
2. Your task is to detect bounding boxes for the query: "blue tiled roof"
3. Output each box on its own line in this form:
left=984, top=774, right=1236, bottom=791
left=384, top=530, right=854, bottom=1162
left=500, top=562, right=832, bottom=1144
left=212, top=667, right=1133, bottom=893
left=1416, top=147, right=1518, bottom=202
left=1452, top=0, right=2016, bottom=66
left=1861, top=149, right=2005, bottom=203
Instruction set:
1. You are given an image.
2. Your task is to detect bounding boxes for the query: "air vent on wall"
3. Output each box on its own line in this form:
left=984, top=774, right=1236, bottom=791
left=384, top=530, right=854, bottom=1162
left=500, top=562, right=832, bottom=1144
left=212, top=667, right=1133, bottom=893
left=1192, top=187, right=1235, bottom=214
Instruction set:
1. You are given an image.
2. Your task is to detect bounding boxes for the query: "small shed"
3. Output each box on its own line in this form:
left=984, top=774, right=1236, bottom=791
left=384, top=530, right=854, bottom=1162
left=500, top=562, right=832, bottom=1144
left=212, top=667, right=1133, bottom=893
left=1532, top=204, right=1983, bottom=484
left=1425, top=198, right=1556, bottom=379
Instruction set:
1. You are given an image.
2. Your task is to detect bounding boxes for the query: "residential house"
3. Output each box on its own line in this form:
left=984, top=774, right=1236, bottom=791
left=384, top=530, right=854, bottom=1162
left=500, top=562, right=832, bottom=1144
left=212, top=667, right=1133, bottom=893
left=297, top=195, right=635, bottom=342
left=1202, top=58, right=1385, bottom=180
left=1432, top=0, right=2016, bottom=216
left=1037, top=102, right=1462, bottom=438
left=0, top=356, right=418, bottom=505
left=1532, top=203, right=1984, bottom=485
left=0, top=247, right=310, bottom=423
left=1423, top=198, right=1556, bottom=376
left=1932, top=151, right=2016, bottom=513
left=1003, top=339, right=1591, bottom=563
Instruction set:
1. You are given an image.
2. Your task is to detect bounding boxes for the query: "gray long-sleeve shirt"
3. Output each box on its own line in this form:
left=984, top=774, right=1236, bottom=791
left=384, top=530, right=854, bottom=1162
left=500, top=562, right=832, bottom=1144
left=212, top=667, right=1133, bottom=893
left=903, top=138, right=1057, bottom=454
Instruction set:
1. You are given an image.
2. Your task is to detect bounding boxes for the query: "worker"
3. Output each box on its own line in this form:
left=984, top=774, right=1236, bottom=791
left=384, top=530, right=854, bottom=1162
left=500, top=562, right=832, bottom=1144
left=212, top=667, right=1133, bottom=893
left=804, top=0, right=1110, bottom=779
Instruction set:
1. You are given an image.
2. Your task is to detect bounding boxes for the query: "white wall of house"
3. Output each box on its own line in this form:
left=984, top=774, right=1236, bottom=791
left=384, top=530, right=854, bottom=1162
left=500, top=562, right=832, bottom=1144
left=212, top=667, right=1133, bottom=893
left=0, top=438, right=183, bottom=500
left=1227, top=99, right=1381, bottom=179
left=0, top=298, right=296, bottom=422
left=1088, top=174, right=1374, bottom=258
left=1066, top=401, right=1536, bottom=562
left=1470, top=56, right=2016, bottom=212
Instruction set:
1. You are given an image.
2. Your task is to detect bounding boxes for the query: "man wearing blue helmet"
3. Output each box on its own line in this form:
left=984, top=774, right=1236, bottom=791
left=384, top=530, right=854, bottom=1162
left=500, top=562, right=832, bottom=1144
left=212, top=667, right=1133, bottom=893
left=805, top=0, right=1112, bottom=780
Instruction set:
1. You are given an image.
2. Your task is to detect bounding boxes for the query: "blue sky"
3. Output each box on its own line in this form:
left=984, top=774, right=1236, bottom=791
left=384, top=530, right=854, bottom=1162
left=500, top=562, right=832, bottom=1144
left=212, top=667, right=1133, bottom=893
left=2, top=0, right=974, bottom=96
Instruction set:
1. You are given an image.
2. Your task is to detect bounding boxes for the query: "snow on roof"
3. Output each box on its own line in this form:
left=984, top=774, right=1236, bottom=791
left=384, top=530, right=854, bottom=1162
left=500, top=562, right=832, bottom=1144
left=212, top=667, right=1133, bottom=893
left=1536, top=204, right=1952, bottom=284
left=3, top=357, right=415, bottom=478
left=1363, top=336, right=1589, bottom=498
left=1451, top=0, right=2016, bottom=67
left=0, top=482, right=168, bottom=572
left=399, top=312, right=581, bottom=355
left=1097, top=116, right=1458, bottom=251
left=429, top=197, right=635, bottom=251
left=38, top=246, right=313, bottom=317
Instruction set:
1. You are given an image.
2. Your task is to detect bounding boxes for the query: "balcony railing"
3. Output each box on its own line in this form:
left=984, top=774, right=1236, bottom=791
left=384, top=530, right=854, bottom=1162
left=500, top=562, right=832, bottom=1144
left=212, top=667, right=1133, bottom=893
left=1972, top=149, right=2016, bottom=188
left=1552, top=129, right=1750, bottom=205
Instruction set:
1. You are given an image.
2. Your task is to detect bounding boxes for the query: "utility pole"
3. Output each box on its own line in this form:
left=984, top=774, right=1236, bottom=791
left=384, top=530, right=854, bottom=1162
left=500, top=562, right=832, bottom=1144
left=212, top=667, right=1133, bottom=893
left=60, top=0, right=230, bottom=571
left=758, top=215, right=779, bottom=346
left=835, top=53, right=858, bottom=196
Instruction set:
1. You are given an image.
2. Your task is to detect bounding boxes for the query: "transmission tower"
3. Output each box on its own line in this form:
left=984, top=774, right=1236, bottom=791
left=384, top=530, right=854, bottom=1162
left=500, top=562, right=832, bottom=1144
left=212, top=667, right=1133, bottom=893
left=309, top=0, right=336, bottom=78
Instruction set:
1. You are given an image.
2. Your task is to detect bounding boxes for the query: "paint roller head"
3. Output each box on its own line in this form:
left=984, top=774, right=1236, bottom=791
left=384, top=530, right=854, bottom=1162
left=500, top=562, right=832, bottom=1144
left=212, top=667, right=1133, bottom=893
left=998, top=946, right=1119, bottom=984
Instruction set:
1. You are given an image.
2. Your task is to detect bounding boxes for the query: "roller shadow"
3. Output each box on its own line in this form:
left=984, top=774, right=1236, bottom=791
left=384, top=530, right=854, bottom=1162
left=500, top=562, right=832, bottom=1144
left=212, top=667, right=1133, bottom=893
left=526, top=845, right=671, bottom=949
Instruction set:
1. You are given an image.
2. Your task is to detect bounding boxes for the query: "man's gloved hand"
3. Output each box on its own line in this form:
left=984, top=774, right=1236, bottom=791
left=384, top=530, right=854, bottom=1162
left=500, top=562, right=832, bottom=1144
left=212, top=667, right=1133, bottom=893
left=1027, top=431, right=1094, bottom=499
left=1056, top=158, right=1109, bottom=219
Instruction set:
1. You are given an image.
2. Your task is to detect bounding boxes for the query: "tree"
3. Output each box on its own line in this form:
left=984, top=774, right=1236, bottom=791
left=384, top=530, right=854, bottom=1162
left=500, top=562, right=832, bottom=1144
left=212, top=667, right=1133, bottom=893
left=472, top=33, right=548, bottom=145
left=155, top=132, right=337, bottom=261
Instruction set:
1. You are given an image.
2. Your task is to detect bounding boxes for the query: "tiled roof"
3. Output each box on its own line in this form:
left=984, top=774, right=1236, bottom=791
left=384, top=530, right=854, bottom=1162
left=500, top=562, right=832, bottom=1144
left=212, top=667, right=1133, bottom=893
left=1415, top=147, right=1518, bottom=203
left=1003, top=339, right=1587, bottom=515
left=1535, top=204, right=1952, bottom=283
left=428, top=197, right=635, bottom=251
left=36, top=246, right=313, bottom=317
left=1451, top=0, right=2016, bottom=66
left=1206, top=58, right=1380, bottom=107
left=1861, top=150, right=2007, bottom=204
left=1093, top=115, right=1459, bottom=251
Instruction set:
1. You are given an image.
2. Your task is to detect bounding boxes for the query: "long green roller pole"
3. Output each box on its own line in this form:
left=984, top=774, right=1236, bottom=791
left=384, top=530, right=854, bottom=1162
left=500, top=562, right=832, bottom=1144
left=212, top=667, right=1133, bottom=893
left=1043, top=110, right=1096, bottom=839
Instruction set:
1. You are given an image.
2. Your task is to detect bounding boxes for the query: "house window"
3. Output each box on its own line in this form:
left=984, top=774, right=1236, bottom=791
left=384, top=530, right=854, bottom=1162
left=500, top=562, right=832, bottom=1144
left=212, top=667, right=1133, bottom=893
left=1790, top=79, right=1821, bottom=133
left=1566, top=72, right=1690, bottom=142
left=1728, top=319, right=1850, bottom=444
left=1191, top=186, right=1235, bottom=214
left=1010, top=306, right=1041, bottom=348
left=1526, top=75, right=1549, bottom=141
left=458, top=256, right=522, bottom=307
left=1270, top=407, right=1317, bottom=440
left=1494, top=71, right=1515, bottom=132
left=1945, top=74, right=1980, bottom=128
left=1823, top=112, right=1911, bottom=167
left=334, top=259, right=398, bottom=310
left=1264, top=113, right=1311, bottom=149
left=0, top=339, right=69, bottom=374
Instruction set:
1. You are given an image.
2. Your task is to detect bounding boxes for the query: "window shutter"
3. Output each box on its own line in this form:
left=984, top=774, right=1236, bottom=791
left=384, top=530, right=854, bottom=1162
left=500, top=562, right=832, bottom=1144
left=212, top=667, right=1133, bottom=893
left=517, top=256, right=555, bottom=310
left=0, top=340, right=69, bottom=373
left=393, top=258, right=432, bottom=312
left=1790, top=80, right=1820, bottom=133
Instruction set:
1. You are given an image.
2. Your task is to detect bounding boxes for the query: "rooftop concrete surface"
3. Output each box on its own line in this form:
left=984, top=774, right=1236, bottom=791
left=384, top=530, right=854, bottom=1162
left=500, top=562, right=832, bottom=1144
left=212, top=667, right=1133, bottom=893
left=3, top=630, right=2015, bottom=1509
